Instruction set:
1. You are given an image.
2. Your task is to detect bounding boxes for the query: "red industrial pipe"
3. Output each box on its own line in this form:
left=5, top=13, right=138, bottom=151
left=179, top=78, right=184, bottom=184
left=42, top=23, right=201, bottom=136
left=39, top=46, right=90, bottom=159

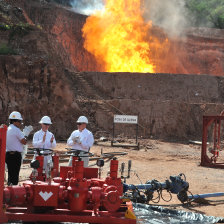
left=52, top=155, right=59, bottom=178
left=0, top=125, right=8, bottom=223
left=110, top=158, right=118, bottom=178
left=2, top=148, right=136, bottom=223
left=36, top=156, right=44, bottom=180
left=201, top=115, right=224, bottom=168
left=105, top=158, right=123, bottom=197
left=68, top=159, right=88, bottom=212
left=75, top=160, right=84, bottom=179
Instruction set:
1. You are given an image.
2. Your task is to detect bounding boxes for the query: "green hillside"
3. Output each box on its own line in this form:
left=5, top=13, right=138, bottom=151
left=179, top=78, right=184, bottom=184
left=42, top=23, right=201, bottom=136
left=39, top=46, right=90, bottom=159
left=186, top=0, right=224, bottom=28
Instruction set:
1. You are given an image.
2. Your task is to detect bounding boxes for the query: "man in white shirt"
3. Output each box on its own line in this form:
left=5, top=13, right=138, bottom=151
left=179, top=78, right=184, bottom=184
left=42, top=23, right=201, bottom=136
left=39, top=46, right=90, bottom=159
left=6, top=111, right=27, bottom=185
left=32, top=116, right=56, bottom=173
left=67, top=116, right=94, bottom=167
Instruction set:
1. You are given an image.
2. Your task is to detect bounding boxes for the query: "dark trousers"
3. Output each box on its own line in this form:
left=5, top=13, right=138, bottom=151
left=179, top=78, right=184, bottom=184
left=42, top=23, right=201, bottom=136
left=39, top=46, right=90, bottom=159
left=5, top=151, right=22, bottom=185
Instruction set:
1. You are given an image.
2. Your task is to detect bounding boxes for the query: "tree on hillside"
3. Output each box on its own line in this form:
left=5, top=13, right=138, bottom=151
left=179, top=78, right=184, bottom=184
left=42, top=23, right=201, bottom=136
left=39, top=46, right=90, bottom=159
left=186, top=0, right=224, bottom=28
left=48, top=0, right=72, bottom=7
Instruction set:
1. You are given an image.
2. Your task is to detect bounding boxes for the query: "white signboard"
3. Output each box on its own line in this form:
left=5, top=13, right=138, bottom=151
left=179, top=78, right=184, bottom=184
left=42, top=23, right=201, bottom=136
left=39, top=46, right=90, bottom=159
left=114, top=115, right=138, bottom=124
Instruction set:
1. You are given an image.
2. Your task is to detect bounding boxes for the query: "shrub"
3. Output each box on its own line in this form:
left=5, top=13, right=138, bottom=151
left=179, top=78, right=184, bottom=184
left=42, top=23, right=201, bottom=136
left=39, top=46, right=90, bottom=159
left=0, top=43, right=17, bottom=55
left=185, top=0, right=224, bottom=29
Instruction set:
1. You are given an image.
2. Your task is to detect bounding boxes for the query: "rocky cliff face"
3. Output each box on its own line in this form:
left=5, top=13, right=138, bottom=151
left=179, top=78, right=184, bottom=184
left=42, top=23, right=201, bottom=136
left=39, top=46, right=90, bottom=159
left=22, top=0, right=100, bottom=72
left=0, top=2, right=81, bottom=138
left=0, top=54, right=81, bottom=138
left=1, top=0, right=224, bottom=141
left=82, top=72, right=224, bottom=140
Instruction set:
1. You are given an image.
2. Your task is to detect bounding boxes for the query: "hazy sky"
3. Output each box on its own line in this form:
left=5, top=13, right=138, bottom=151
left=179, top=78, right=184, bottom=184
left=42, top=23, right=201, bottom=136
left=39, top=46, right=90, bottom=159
left=70, top=0, right=104, bottom=15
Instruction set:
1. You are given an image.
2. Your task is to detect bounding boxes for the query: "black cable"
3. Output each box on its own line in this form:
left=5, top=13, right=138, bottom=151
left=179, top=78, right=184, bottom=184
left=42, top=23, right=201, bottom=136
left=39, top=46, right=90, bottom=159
left=161, top=190, right=172, bottom=202
left=133, top=171, right=143, bottom=185
left=151, top=189, right=161, bottom=203
left=179, top=173, right=186, bottom=181
left=179, top=190, right=194, bottom=205
left=187, top=190, right=198, bottom=203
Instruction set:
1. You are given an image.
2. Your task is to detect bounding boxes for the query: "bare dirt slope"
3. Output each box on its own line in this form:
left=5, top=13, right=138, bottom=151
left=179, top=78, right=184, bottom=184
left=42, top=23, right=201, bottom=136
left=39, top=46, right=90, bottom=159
left=18, top=140, right=224, bottom=219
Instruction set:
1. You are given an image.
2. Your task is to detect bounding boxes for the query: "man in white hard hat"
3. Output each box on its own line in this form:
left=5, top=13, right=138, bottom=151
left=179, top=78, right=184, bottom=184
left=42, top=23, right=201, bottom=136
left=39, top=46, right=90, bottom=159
left=32, top=116, right=56, bottom=173
left=67, top=116, right=94, bottom=167
left=6, top=111, right=27, bottom=185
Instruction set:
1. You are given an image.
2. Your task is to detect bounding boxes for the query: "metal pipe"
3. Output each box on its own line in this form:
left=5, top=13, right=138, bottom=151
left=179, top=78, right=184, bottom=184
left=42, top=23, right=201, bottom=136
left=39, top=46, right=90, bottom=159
left=188, top=192, right=224, bottom=199
left=214, top=120, right=217, bottom=150
left=124, top=183, right=167, bottom=191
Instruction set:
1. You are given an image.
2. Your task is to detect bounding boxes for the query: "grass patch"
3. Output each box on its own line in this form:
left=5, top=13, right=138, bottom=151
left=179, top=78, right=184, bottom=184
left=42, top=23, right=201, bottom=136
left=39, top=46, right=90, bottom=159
left=0, top=43, right=17, bottom=55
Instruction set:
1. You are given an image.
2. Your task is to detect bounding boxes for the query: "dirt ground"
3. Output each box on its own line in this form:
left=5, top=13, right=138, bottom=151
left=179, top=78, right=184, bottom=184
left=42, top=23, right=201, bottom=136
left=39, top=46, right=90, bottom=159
left=16, top=139, right=224, bottom=219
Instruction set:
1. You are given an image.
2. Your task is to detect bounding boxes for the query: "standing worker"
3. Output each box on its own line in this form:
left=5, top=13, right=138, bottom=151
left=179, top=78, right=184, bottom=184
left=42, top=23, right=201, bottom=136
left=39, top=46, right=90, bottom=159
left=32, top=116, right=56, bottom=173
left=67, top=116, right=94, bottom=167
left=6, top=111, right=27, bottom=185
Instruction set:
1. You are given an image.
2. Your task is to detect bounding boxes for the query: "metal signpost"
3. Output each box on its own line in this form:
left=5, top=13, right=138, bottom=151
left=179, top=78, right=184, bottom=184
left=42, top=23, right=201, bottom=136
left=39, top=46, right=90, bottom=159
left=111, top=115, right=139, bottom=149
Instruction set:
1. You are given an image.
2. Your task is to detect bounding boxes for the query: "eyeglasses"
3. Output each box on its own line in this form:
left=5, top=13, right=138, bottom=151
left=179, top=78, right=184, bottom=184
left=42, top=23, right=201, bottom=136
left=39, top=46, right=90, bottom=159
left=43, top=123, right=50, bottom=126
left=13, top=119, right=22, bottom=123
left=77, top=123, right=84, bottom=126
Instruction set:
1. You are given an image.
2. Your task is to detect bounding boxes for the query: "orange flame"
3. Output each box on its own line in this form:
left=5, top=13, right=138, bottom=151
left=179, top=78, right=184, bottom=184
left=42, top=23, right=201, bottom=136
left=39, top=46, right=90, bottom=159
left=82, top=0, right=156, bottom=73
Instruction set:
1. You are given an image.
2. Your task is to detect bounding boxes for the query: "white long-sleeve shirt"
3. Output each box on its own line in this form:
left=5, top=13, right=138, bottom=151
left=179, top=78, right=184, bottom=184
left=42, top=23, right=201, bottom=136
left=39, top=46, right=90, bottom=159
left=6, top=124, right=25, bottom=152
left=32, top=129, right=56, bottom=171
left=32, top=129, right=56, bottom=150
left=67, top=128, right=94, bottom=152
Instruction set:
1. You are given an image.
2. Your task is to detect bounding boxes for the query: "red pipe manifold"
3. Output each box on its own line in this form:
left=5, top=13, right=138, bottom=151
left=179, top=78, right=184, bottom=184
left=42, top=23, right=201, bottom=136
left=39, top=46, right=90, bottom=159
left=3, top=156, right=123, bottom=215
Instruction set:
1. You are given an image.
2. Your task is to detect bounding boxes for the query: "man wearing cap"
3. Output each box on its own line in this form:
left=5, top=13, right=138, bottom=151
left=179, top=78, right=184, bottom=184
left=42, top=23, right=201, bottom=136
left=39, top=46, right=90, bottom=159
left=6, top=111, right=27, bottom=185
left=32, top=116, right=56, bottom=173
left=67, top=116, right=94, bottom=167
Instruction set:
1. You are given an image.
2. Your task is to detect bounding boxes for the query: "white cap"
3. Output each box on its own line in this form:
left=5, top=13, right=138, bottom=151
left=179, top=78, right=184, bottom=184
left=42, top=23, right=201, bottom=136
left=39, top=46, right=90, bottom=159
left=9, top=111, right=23, bottom=120
left=77, top=116, right=88, bottom=124
left=39, top=116, right=52, bottom=124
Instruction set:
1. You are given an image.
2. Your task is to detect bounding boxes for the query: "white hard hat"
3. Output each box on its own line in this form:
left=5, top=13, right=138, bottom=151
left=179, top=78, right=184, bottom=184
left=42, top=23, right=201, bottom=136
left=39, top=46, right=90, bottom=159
left=77, top=116, right=88, bottom=124
left=39, top=116, right=52, bottom=124
left=9, top=111, right=23, bottom=120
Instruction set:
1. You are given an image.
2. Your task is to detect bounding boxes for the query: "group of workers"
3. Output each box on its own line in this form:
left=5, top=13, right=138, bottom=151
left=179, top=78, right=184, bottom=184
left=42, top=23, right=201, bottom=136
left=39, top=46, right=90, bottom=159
left=5, top=111, right=94, bottom=186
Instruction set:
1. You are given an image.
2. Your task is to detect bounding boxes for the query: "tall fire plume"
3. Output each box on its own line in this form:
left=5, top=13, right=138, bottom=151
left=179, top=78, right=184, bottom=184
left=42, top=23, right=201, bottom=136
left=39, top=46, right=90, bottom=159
left=82, top=0, right=169, bottom=73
